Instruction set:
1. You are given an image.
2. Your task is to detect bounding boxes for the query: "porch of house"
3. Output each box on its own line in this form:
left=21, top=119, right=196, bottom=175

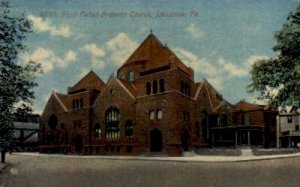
left=211, top=126, right=264, bottom=148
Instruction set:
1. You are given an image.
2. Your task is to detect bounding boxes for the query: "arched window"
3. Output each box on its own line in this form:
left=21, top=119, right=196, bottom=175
left=153, top=80, right=158, bottom=94
left=243, top=115, right=250, bottom=126
left=94, top=123, right=101, bottom=139
left=187, top=85, right=191, bottom=96
left=157, top=109, right=162, bottom=119
left=76, top=99, right=79, bottom=109
left=146, top=82, right=151, bottom=95
left=128, top=71, right=134, bottom=82
left=180, top=80, right=191, bottom=96
left=48, top=114, right=58, bottom=130
left=159, top=79, right=165, bottom=92
left=181, top=81, right=184, bottom=93
left=125, top=120, right=133, bottom=138
left=79, top=98, right=83, bottom=108
left=105, top=107, right=120, bottom=139
left=149, top=110, right=155, bottom=120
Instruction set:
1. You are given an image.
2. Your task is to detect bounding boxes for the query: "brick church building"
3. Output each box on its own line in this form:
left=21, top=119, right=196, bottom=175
left=39, top=33, right=277, bottom=156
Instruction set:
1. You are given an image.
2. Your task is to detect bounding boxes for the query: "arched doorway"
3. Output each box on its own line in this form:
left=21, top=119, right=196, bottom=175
left=74, top=134, right=83, bottom=153
left=181, top=129, right=189, bottom=151
left=150, top=129, right=162, bottom=152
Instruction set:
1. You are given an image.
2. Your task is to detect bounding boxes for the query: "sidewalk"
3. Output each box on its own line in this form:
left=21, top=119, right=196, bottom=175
left=11, top=152, right=300, bottom=163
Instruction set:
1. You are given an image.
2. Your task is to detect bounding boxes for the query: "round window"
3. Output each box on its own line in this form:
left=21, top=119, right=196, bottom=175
left=110, top=89, right=116, bottom=95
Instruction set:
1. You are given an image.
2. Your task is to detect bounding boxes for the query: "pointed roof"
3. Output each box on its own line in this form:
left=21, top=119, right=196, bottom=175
left=43, top=92, right=68, bottom=113
left=213, top=100, right=232, bottom=112
left=119, top=33, right=193, bottom=77
left=55, top=92, right=68, bottom=108
left=68, top=71, right=106, bottom=94
left=93, top=76, right=136, bottom=105
left=105, top=76, right=136, bottom=98
left=194, top=79, right=231, bottom=111
left=122, top=34, right=167, bottom=67
left=233, top=100, right=262, bottom=111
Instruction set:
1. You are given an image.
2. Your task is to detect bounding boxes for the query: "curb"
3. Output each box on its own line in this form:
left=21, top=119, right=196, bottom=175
left=10, top=152, right=300, bottom=163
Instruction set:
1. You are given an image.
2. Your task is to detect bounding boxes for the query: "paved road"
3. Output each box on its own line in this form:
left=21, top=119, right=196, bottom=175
left=1, top=154, right=300, bottom=187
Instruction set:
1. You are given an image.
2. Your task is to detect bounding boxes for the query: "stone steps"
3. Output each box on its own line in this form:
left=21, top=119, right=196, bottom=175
left=183, top=151, right=197, bottom=157
left=240, top=149, right=253, bottom=156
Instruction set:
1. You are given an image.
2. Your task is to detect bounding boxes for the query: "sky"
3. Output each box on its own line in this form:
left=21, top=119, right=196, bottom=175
left=10, top=0, right=300, bottom=114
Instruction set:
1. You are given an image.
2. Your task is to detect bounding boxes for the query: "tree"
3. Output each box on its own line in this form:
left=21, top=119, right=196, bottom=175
left=248, top=5, right=300, bottom=107
left=0, top=1, right=41, bottom=161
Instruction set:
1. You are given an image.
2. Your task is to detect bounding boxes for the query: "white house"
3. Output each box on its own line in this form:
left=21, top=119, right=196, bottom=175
left=277, top=106, right=300, bottom=148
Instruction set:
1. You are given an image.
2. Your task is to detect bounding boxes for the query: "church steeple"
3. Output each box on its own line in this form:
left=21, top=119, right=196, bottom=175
left=118, top=33, right=194, bottom=79
left=120, top=33, right=168, bottom=67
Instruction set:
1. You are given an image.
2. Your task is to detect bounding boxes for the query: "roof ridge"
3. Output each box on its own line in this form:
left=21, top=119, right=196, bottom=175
left=120, top=33, right=165, bottom=68
left=69, top=70, right=106, bottom=93
left=116, top=78, right=136, bottom=99
left=235, top=100, right=260, bottom=107
left=120, top=33, right=162, bottom=68
left=164, top=45, right=190, bottom=67
left=72, top=70, right=104, bottom=88
left=53, top=92, right=67, bottom=111
left=203, top=81, right=214, bottom=110
left=55, top=92, right=67, bottom=97
left=193, top=81, right=205, bottom=100
left=203, top=79, right=231, bottom=104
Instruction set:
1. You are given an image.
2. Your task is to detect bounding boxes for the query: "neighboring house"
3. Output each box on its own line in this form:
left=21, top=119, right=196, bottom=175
left=277, top=106, right=300, bottom=148
left=39, top=33, right=231, bottom=156
left=210, top=101, right=278, bottom=148
left=12, top=114, right=40, bottom=151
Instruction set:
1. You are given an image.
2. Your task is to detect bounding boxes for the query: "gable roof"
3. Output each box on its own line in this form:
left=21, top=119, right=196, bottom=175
left=213, top=100, right=232, bottom=112
left=119, top=33, right=193, bottom=77
left=194, top=81, right=205, bottom=100
left=194, top=79, right=231, bottom=111
left=93, top=76, right=136, bottom=105
left=42, top=92, right=68, bottom=116
left=233, top=100, right=262, bottom=111
left=55, top=92, right=68, bottom=109
left=68, top=71, right=105, bottom=94
left=204, top=80, right=225, bottom=107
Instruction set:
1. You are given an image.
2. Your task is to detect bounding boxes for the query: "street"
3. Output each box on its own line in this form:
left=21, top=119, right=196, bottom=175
left=1, top=154, right=300, bottom=187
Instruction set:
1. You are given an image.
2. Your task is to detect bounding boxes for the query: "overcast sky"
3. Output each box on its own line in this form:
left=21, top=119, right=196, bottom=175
left=11, top=0, right=300, bottom=114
